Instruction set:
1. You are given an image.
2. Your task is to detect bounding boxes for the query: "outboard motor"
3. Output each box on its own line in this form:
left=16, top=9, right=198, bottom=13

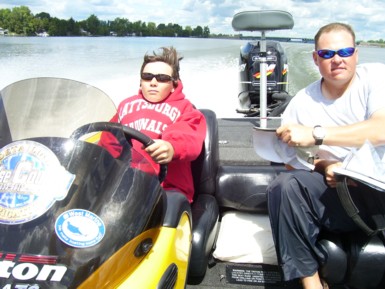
left=238, top=40, right=290, bottom=116
left=232, top=10, right=294, bottom=118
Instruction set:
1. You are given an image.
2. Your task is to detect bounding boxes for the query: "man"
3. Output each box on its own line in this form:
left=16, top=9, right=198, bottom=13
left=267, top=23, right=385, bottom=289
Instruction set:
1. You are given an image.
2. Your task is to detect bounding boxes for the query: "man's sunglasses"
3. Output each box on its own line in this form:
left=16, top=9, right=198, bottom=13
left=141, top=72, right=174, bottom=83
left=316, top=47, right=355, bottom=59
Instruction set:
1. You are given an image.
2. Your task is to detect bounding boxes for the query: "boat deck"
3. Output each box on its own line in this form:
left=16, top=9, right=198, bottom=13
left=217, top=118, right=270, bottom=166
left=187, top=261, right=301, bottom=289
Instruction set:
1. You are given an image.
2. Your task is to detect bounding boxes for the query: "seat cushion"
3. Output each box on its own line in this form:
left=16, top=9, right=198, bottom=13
left=213, top=211, right=277, bottom=264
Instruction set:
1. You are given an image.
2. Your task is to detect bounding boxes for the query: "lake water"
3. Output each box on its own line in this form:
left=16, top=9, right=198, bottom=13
left=1, top=36, right=384, bottom=118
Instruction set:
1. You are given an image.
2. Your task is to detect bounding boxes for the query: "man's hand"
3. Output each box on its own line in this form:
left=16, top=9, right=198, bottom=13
left=276, top=124, right=315, bottom=147
left=324, top=162, right=343, bottom=188
left=313, top=159, right=354, bottom=188
left=144, top=139, right=174, bottom=164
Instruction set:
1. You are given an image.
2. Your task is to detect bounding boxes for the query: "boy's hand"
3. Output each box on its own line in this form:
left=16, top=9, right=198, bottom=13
left=144, top=139, right=174, bottom=164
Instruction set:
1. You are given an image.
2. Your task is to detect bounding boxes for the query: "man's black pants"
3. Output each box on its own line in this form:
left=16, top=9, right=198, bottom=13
left=267, top=169, right=385, bottom=281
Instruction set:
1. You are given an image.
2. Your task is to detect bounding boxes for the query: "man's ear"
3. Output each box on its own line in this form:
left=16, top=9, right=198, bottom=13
left=312, top=51, right=319, bottom=67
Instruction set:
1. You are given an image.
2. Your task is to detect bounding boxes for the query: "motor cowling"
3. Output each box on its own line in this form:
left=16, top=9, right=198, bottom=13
left=238, top=40, right=289, bottom=114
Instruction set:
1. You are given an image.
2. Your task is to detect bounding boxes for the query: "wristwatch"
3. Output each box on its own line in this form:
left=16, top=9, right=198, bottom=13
left=312, top=125, right=326, bottom=145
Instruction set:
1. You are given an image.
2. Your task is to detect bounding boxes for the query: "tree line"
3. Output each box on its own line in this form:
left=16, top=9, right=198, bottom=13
left=0, top=6, right=211, bottom=37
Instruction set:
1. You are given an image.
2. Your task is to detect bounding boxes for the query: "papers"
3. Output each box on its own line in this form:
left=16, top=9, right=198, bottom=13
left=334, top=168, right=385, bottom=191
left=252, top=117, right=284, bottom=163
left=252, top=117, right=316, bottom=170
left=252, top=126, right=285, bottom=163
left=334, top=141, right=385, bottom=191
left=252, top=117, right=385, bottom=192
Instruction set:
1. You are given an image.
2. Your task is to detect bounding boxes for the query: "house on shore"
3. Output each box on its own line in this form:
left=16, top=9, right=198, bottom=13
left=36, top=30, right=49, bottom=37
left=0, top=28, right=9, bottom=36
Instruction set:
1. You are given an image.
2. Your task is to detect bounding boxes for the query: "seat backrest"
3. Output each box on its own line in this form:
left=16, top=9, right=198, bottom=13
left=191, top=109, right=219, bottom=197
left=216, top=164, right=286, bottom=213
left=232, top=10, right=294, bottom=32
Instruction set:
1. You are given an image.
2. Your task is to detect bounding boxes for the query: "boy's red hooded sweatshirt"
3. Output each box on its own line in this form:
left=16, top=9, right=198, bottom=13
left=99, top=81, right=206, bottom=202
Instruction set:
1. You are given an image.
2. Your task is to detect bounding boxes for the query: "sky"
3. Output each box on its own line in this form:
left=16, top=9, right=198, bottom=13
left=1, top=0, right=385, bottom=41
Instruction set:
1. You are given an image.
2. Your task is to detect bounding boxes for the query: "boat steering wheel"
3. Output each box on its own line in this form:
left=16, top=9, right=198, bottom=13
left=70, top=122, right=167, bottom=182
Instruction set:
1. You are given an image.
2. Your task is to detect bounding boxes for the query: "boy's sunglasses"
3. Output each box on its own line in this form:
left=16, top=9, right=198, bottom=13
left=316, top=47, right=355, bottom=59
left=141, top=72, right=174, bottom=83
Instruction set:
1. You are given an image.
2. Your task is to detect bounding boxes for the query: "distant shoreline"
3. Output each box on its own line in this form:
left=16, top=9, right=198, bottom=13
left=358, top=42, right=385, bottom=48
left=1, top=33, right=384, bottom=48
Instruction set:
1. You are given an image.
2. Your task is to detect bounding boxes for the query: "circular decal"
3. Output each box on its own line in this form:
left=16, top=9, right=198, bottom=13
left=0, top=140, right=75, bottom=224
left=55, top=209, right=105, bottom=248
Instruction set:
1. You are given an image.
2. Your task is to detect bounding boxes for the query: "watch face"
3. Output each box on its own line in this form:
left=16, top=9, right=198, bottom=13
left=314, top=126, right=326, bottom=138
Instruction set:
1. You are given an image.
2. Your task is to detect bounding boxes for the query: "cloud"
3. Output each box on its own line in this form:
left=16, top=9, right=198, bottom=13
left=1, top=0, right=384, bottom=40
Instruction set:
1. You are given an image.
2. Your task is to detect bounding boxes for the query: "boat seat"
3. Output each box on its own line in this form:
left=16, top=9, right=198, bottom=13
left=232, top=10, right=294, bottom=32
left=216, top=164, right=286, bottom=213
left=320, top=230, right=385, bottom=288
left=215, top=162, right=385, bottom=288
left=189, top=109, right=220, bottom=279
